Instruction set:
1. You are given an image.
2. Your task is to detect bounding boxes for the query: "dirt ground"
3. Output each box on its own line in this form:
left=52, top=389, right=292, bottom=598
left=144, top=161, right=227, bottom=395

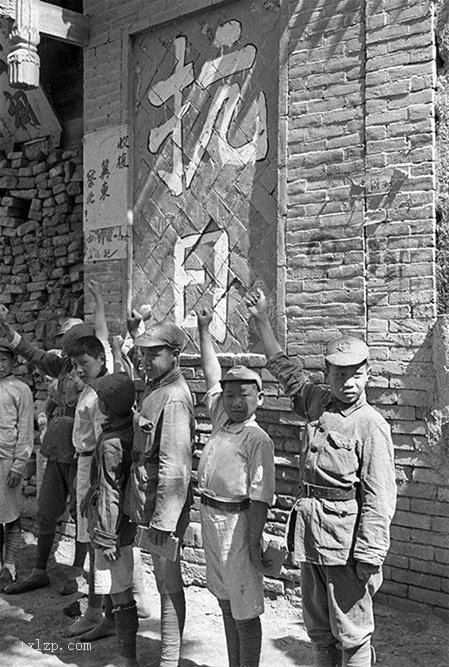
left=0, top=532, right=448, bottom=667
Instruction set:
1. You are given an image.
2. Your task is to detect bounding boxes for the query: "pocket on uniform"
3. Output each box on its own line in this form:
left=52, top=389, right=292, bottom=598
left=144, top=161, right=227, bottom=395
left=137, top=415, right=154, bottom=434
left=322, top=498, right=358, bottom=517
left=327, top=431, right=357, bottom=451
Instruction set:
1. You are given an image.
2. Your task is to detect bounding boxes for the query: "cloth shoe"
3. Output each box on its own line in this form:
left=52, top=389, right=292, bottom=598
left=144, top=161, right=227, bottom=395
left=60, top=579, right=79, bottom=596
left=0, top=567, right=16, bottom=592
left=3, top=569, right=49, bottom=594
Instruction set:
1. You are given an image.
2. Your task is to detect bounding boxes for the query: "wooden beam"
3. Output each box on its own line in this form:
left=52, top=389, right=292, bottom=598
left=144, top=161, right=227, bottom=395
left=0, top=1, right=15, bottom=20
left=37, top=0, right=90, bottom=47
left=1, top=0, right=90, bottom=46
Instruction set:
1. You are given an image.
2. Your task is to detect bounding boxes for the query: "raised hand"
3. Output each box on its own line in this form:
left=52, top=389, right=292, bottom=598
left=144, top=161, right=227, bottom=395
left=245, top=288, right=267, bottom=318
left=111, top=335, right=124, bottom=353
left=0, top=305, right=8, bottom=322
left=195, top=306, right=213, bottom=330
left=139, top=304, right=152, bottom=322
left=87, top=279, right=102, bottom=300
left=127, top=309, right=143, bottom=338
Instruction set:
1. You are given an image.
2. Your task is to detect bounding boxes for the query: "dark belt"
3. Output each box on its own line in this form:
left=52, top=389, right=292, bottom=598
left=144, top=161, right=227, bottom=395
left=201, top=494, right=250, bottom=512
left=302, top=482, right=357, bottom=501
left=77, top=451, right=94, bottom=458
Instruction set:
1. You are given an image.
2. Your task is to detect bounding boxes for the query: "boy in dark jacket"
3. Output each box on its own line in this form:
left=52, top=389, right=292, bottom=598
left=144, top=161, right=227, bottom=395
left=0, top=310, right=94, bottom=594
left=245, top=289, right=396, bottom=667
left=82, top=372, right=138, bottom=666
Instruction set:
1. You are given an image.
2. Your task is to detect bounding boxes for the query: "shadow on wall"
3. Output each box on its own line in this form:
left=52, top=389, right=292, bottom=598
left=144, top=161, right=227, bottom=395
left=428, top=316, right=449, bottom=476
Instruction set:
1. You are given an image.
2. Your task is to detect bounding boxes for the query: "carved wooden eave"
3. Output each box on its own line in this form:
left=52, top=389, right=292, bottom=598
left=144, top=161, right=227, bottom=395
left=0, top=0, right=89, bottom=89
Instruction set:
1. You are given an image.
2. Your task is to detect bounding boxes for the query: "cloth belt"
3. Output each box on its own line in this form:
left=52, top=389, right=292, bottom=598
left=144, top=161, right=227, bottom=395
left=200, top=494, right=250, bottom=512
left=76, top=451, right=94, bottom=458
left=302, top=482, right=357, bottom=501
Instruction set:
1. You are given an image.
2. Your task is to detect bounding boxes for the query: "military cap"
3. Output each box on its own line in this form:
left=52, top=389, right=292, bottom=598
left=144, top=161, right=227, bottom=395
left=325, top=335, right=369, bottom=366
left=134, top=323, right=186, bottom=350
left=56, top=317, right=85, bottom=336
left=61, top=323, right=96, bottom=354
left=220, top=365, right=263, bottom=391
left=0, top=340, right=14, bottom=354
left=91, top=372, right=136, bottom=415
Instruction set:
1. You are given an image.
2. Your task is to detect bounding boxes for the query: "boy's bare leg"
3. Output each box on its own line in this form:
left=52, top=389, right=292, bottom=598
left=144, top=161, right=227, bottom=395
left=63, top=547, right=102, bottom=637
left=60, top=540, right=88, bottom=595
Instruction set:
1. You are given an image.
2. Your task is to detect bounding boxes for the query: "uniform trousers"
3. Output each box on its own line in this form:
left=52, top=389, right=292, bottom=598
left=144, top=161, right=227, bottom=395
left=301, top=561, right=383, bottom=650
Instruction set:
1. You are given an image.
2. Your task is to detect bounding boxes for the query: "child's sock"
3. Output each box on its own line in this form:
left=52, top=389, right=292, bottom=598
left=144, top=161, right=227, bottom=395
left=35, top=521, right=56, bottom=570
left=313, top=644, right=343, bottom=667
left=218, top=599, right=240, bottom=667
left=132, top=547, right=152, bottom=618
left=2, top=562, right=16, bottom=580
left=342, top=639, right=372, bottom=667
left=4, top=517, right=21, bottom=575
left=160, top=591, right=186, bottom=667
left=114, top=600, right=138, bottom=661
left=0, top=524, right=4, bottom=566
left=235, top=616, right=262, bottom=667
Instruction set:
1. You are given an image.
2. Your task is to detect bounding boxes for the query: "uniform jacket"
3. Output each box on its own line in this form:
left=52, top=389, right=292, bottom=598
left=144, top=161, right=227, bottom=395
left=11, top=335, right=81, bottom=462
left=0, top=375, right=34, bottom=475
left=268, top=353, right=397, bottom=567
left=73, top=379, right=107, bottom=454
left=198, top=384, right=275, bottom=505
left=87, top=414, right=136, bottom=550
left=128, top=367, right=194, bottom=532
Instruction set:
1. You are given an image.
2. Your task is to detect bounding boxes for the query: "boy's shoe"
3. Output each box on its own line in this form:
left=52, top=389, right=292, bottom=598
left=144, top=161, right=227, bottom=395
left=63, top=599, right=82, bottom=618
left=0, top=567, right=16, bottom=592
left=59, top=578, right=79, bottom=596
left=3, top=570, right=50, bottom=594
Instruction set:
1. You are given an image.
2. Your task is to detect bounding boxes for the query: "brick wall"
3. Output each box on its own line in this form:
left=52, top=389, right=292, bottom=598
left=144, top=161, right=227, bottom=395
left=285, top=0, right=448, bottom=618
left=0, top=139, right=85, bottom=519
left=0, top=140, right=84, bottom=345
left=80, top=0, right=448, bottom=617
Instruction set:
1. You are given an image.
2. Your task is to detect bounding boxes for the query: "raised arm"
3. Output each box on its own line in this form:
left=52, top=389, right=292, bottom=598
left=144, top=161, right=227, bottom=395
left=196, top=307, right=221, bottom=390
left=126, top=304, right=151, bottom=342
left=245, top=288, right=283, bottom=360
left=111, top=335, right=126, bottom=374
left=88, top=279, right=108, bottom=342
left=0, top=306, right=64, bottom=378
left=0, top=305, right=17, bottom=344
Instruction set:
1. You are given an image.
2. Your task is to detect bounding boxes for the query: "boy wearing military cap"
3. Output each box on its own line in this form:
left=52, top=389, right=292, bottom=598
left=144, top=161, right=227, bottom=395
left=245, top=289, right=396, bottom=667
left=127, top=322, right=195, bottom=667
left=196, top=307, right=275, bottom=667
left=81, top=372, right=139, bottom=666
left=0, top=341, right=34, bottom=591
left=0, top=309, right=95, bottom=594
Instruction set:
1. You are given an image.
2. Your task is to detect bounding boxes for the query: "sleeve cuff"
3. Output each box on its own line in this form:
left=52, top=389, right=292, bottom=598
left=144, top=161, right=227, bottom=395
left=10, top=332, right=22, bottom=349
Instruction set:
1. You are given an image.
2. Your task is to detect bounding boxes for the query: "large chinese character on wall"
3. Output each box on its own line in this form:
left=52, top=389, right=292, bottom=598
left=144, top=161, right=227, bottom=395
left=132, top=2, right=279, bottom=351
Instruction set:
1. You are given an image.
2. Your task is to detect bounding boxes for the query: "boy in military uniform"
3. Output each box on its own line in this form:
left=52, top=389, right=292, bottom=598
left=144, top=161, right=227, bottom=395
left=0, top=310, right=94, bottom=594
left=128, top=323, right=194, bottom=667
left=245, top=288, right=396, bottom=667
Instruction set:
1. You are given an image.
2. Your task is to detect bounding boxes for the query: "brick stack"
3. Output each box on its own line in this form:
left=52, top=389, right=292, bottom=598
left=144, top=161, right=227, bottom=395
left=0, top=141, right=84, bottom=391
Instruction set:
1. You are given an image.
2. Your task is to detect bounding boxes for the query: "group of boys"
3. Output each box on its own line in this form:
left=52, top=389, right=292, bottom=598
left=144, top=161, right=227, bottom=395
left=0, top=287, right=396, bottom=667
